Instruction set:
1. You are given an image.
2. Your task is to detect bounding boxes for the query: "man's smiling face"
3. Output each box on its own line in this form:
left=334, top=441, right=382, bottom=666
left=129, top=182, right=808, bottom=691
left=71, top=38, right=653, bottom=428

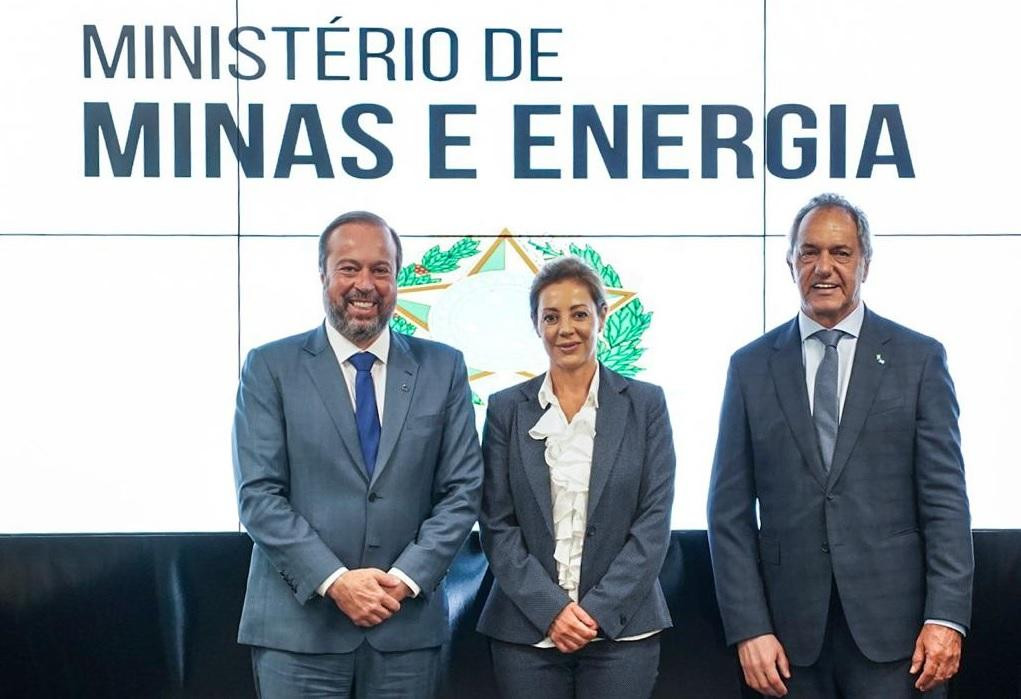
left=320, top=221, right=398, bottom=347
left=788, top=205, right=869, bottom=328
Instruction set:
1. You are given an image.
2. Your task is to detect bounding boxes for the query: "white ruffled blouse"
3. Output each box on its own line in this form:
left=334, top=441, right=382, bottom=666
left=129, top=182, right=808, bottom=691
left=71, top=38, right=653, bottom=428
left=529, top=368, right=599, bottom=648
left=529, top=369, right=600, bottom=607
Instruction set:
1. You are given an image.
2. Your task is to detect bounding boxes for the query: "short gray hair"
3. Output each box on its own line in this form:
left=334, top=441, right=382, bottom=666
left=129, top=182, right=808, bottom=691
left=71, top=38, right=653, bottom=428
left=787, top=193, right=872, bottom=263
left=318, top=210, right=403, bottom=275
left=529, top=256, right=608, bottom=328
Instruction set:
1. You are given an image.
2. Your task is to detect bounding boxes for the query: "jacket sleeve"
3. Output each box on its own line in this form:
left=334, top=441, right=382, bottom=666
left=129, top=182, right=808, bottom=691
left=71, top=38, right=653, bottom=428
left=392, top=351, right=484, bottom=597
left=915, top=342, right=973, bottom=630
left=707, top=356, right=775, bottom=645
left=232, top=348, right=344, bottom=603
left=479, top=397, right=572, bottom=637
left=578, top=385, right=676, bottom=639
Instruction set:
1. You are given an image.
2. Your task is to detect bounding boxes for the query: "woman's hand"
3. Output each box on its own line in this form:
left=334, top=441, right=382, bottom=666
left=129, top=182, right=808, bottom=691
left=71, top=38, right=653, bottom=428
left=548, top=602, right=599, bottom=653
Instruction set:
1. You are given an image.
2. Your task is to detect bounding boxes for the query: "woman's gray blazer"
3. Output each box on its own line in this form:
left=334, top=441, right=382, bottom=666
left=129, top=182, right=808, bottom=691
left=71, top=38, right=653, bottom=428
left=477, top=364, right=676, bottom=643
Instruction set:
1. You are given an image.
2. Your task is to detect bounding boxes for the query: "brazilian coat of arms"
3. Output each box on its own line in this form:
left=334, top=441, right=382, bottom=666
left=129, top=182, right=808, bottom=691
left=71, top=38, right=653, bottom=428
left=389, top=230, right=652, bottom=408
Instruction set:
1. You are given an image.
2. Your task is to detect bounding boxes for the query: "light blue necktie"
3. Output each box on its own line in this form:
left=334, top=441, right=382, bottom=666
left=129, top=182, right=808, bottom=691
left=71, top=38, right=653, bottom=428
left=812, top=329, right=846, bottom=471
left=349, top=352, right=380, bottom=478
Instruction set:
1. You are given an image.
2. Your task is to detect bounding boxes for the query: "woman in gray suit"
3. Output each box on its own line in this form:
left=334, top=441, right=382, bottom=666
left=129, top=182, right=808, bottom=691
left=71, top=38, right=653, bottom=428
left=477, top=256, right=676, bottom=699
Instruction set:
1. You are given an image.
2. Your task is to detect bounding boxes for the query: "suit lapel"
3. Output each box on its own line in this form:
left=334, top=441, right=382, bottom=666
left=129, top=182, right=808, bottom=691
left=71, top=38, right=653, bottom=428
left=587, top=366, right=628, bottom=520
left=827, top=310, right=890, bottom=488
left=371, top=331, right=418, bottom=487
left=303, top=325, right=369, bottom=484
left=516, top=377, right=555, bottom=536
left=769, top=318, right=827, bottom=489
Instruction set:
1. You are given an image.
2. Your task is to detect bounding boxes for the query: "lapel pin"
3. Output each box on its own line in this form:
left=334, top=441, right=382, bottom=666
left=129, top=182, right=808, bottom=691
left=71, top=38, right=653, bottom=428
left=400, top=383, right=409, bottom=392
left=875, top=353, right=885, bottom=365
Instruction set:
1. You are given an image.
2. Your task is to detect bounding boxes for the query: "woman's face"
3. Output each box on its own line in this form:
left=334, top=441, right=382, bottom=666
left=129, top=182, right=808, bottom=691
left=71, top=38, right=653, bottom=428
left=535, top=278, right=606, bottom=373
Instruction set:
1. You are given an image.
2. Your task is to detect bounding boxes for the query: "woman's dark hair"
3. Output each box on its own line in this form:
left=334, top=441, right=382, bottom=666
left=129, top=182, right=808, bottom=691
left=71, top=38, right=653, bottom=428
left=529, top=256, right=608, bottom=327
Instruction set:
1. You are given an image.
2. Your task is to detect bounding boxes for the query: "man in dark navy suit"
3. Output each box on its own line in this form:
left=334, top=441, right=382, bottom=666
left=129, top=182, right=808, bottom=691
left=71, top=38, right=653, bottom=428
left=708, top=194, right=973, bottom=698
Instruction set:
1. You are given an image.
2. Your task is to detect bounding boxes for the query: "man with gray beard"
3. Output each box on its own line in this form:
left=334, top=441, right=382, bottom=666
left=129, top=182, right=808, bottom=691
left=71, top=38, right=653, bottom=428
left=232, top=211, right=483, bottom=698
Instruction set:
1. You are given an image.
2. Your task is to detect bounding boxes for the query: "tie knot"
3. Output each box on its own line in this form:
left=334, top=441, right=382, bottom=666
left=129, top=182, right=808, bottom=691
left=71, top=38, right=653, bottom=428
left=813, top=329, right=845, bottom=349
left=349, top=352, right=376, bottom=372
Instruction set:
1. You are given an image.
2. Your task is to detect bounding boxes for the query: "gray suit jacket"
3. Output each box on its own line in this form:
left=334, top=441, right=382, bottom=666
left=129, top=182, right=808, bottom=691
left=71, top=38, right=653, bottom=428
left=477, top=365, right=675, bottom=643
left=232, top=325, right=482, bottom=653
left=707, top=309, right=973, bottom=665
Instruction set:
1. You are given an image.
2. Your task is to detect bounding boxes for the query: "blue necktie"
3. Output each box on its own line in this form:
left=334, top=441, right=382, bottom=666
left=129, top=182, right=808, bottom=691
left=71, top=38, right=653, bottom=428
left=349, top=352, right=380, bottom=478
left=812, top=329, right=846, bottom=471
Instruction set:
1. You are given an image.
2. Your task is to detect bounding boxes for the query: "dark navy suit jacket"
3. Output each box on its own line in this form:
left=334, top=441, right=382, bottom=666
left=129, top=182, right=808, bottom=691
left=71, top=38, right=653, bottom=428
left=708, top=309, right=973, bottom=664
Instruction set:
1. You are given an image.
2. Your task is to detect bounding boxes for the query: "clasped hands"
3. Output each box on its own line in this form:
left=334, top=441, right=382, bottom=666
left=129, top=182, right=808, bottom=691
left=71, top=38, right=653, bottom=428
left=326, top=568, right=412, bottom=627
left=736, top=624, right=963, bottom=697
left=547, top=601, right=599, bottom=653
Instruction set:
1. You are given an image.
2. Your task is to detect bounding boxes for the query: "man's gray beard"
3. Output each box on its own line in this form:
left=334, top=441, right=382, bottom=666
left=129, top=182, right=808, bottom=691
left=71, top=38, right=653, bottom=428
left=324, top=291, right=394, bottom=345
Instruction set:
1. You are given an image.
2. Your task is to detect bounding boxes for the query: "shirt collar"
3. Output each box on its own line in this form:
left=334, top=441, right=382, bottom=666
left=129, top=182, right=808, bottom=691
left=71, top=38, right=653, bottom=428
left=324, top=320, right=391, bottom=365
left=537, top=364, right=601, bottom=410
left=798, top=301, right=865, bottom=343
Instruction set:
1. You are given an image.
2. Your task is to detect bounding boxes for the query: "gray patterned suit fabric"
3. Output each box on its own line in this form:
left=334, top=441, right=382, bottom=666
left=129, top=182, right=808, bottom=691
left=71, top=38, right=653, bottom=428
left=707, top=310, right=973, bottom=666
left=477, top=365, right=675, bottom=644
left=232, top=325, right=483, bottom=653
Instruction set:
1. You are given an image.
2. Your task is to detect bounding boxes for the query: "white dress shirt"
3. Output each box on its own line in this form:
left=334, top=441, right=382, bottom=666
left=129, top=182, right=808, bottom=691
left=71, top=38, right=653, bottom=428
left=315, top=323, right=420, bottom=598
left=797, top=303, right=963, bottom=636
left=529, top=367, right=658, bottom=647
left=798, top=301, right=864, bottom=420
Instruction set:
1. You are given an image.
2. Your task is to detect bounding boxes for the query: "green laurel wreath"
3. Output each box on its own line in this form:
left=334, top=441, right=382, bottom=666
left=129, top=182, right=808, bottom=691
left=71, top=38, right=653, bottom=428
left=390, top=237, right=481, bottom=337
left=528, top=241, right=652, bottom=378
left=389, top=315, right=418, bottom=336
left=395, top=238, right=480, bottom=289
left=391, top=237, right=483, bottom=403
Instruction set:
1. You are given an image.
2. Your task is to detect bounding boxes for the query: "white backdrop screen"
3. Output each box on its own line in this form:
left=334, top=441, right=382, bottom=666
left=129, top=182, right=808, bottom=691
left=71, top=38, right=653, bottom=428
left=1, top=1, right=1019, bottom=531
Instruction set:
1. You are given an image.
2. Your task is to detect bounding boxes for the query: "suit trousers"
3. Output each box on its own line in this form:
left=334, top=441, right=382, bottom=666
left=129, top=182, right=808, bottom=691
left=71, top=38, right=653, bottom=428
left=251, top=642, right=440, bottom=699
left=782, top=582, right=946, bottom=699
left=489, top=635, right=660, bottom=699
